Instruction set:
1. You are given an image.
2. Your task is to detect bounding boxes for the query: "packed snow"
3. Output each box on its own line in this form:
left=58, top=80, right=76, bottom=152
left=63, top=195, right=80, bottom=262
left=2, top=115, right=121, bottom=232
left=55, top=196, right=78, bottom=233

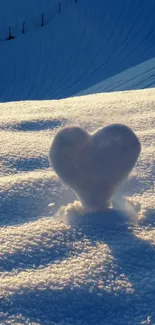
left=49, top=124, right=141, bottom=214
left=0, top=0, right=155, bottom=324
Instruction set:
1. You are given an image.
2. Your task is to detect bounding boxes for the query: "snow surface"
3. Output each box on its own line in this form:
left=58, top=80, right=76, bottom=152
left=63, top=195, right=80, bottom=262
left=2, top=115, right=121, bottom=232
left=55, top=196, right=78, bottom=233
left=0, top=0, right=155, bottom=324
left=1, top=90, right=155, bottom=324
left=77, top=56, right=155, bottom=96
left=0, top=0, right=155, bottom=101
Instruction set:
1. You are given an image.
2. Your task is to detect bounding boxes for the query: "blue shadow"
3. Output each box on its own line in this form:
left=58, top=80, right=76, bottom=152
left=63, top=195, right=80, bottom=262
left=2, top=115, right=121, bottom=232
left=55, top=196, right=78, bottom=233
left=1, top=209, right=155, bottom=324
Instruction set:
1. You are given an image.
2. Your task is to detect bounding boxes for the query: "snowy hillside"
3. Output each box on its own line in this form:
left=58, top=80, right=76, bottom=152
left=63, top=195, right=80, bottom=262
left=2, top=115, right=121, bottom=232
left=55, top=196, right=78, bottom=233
left=0, top=0, right=155, bottom=101
left=0, top=0, right=155, bottom=324
left=0, top=0, right=73, bottom=30
left=77, top=56, right=155, bottom=96
left=1, top=89, right=155, bottom=324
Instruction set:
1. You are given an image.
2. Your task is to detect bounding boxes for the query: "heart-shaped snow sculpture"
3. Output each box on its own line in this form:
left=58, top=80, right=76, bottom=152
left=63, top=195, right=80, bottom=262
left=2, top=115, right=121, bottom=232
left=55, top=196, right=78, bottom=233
left=49, top=124, right=141, bottom=211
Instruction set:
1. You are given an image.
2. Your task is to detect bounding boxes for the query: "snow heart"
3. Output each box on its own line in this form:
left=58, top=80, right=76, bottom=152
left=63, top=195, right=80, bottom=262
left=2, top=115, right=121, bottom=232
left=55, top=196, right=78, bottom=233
left=49, top=124, right=141, bottom=212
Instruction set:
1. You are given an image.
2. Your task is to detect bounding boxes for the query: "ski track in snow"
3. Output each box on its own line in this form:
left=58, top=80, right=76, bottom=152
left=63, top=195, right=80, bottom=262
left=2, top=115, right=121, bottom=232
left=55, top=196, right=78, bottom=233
left=0, top=0, right=155, bottom=324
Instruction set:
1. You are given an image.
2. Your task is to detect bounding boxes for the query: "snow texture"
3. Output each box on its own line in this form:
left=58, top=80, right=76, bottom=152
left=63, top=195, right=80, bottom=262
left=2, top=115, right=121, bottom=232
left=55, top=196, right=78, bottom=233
left=0, top=90, right=155, bottom=325
left=0, top=0, right=155, bottom=324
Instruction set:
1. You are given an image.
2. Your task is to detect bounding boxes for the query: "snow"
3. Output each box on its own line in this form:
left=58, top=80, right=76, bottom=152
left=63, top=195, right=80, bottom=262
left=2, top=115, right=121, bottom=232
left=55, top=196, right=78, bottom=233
left=0, top=0, right=73, bottom=31
left=49, top=124, right=141, bottom=214
left=77, top=56, right=155, bottom=96
left=0, top=0, right=155, bottom=102
left=0, top=0, right=155, bottom=324
left=1, top=90, right=155, bottom=324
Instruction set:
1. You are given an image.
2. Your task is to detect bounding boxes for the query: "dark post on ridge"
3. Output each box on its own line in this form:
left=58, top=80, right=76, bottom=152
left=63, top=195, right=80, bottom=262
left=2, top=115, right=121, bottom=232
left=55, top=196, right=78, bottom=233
left=58, top=2, right=61, bottom=14
left=7, top=27, right=15, bottom=40
left=22, top=21, right=25, bottom=34
left=41, top=13, right=44, bottom=27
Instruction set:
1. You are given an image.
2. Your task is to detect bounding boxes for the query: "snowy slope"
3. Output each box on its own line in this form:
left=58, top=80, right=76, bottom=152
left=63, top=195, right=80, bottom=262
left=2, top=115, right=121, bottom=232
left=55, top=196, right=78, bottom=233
left=0, top=0, right=155, bottom=101
left=0, top=0, right=155, bottom=324
left=77, top=56, right=155, bottom=96
left=0, top=89, right=155, bottom=324
left=0, top=0, right=73, bottom=30
left=0, top=0, right=56, bottom=30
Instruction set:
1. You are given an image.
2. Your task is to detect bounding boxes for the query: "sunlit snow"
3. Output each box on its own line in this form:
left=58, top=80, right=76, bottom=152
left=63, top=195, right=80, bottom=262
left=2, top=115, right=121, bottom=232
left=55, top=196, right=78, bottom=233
left=0, top=0, right=155, bottom=325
